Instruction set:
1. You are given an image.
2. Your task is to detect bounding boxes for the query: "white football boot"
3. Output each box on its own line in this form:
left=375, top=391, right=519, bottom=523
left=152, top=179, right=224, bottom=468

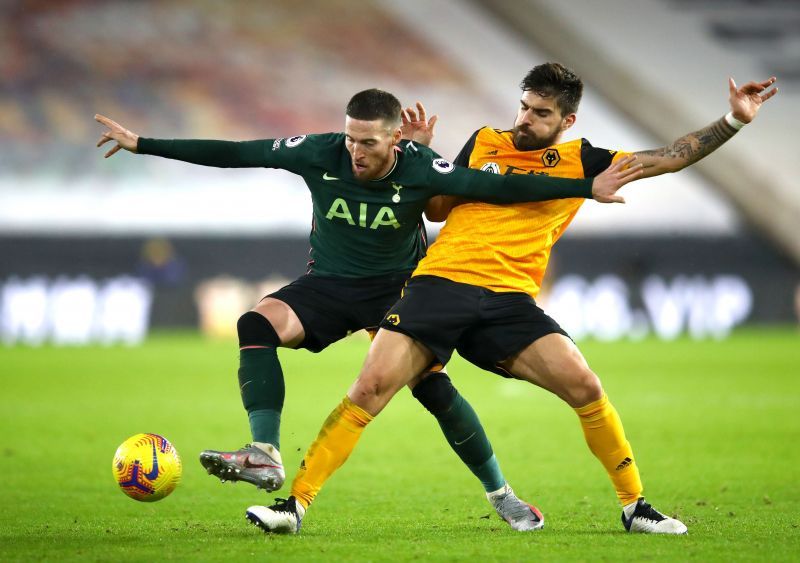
left=622, top=498, right=688, bottom=534
left=246, top=496, right=305, bottom=534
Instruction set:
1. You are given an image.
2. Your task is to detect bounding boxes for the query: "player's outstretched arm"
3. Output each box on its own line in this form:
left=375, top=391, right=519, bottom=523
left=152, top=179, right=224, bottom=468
left=400, top=102, right=437, bottom=147
left=95, top=114, right=277, bottom=168
left=634, top=77, right=777, bottom=178
left=426, top=155, right=641, bottom=216
left=431, top=154, right=640, bottom=204
left=95, top=114, right=140, bottom=158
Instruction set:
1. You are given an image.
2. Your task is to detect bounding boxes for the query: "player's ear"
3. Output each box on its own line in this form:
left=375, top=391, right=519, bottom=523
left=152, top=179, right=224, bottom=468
left=561, top=113, right=577, bottom=132
left=391, top=126, right=403, bottom=145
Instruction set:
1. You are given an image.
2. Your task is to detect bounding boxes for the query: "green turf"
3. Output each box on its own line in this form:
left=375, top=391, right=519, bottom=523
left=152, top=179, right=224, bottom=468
left=1, top=329, right=798, bottom=561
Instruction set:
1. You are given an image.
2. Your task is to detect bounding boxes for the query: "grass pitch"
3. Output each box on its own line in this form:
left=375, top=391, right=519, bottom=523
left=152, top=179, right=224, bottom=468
left=1, top=329, right=798, bottom=561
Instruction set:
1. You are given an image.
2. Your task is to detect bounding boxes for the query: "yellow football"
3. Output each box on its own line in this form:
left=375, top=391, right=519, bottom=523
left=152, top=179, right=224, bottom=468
left=112, top=433, right=182, bottom=502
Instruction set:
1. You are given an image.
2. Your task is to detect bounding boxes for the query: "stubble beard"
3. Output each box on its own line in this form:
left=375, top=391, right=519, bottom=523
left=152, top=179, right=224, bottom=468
left=353, top=153, right=390, bottom=181
left=512, top=126, right=561, bottom=151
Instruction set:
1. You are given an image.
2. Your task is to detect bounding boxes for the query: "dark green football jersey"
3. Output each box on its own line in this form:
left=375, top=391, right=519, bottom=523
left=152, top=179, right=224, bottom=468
left=138, top=133, right=593, bottom=277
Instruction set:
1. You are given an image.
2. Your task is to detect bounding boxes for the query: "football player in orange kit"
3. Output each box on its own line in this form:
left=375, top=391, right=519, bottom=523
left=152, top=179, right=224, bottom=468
left=248, top=63, right=776, bottom=535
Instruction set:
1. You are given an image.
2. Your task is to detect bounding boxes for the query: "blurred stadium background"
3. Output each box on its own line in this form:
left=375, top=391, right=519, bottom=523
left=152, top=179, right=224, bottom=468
left=1, top=0, right=798, bottom=344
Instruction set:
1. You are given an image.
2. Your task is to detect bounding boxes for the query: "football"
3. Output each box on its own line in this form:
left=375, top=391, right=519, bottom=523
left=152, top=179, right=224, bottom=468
left=112, top=433, right=182, bottom=502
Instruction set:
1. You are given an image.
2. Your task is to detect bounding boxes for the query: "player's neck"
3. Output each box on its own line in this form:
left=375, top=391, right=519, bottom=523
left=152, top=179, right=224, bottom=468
left=373, top=147, right=400, bottom=181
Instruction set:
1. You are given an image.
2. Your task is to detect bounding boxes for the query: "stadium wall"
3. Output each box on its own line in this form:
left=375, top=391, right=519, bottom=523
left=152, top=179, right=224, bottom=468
left=1, top=234, right=796, bottom=346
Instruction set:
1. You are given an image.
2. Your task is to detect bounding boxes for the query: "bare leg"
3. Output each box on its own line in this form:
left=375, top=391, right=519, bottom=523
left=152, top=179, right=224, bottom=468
left=500, top=333, right=642, bottom=506
left=348, top=328, right=436, bottom=415
left=499, top=333, right=603, bottom=407
left=252, top=297, right=305, bottom=348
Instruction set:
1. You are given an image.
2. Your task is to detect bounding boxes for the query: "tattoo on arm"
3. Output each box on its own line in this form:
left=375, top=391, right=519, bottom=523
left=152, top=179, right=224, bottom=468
left=637, top=117, right=738, bottom=171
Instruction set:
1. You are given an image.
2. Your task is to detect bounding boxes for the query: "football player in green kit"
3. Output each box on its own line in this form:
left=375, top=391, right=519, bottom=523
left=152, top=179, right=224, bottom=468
left=96, top=88, right=640, bottom=531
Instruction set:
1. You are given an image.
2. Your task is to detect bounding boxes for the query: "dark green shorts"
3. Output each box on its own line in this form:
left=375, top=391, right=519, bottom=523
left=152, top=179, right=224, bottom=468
left=268, top=271, right=411, bottom=352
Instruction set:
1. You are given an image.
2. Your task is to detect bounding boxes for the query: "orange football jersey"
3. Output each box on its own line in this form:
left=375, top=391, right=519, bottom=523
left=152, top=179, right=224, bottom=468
left=413, top=127, right=628, bottom=297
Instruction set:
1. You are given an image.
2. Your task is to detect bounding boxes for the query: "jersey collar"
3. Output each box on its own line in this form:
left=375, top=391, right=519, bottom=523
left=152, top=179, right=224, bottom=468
left=371, top=145, right=402, bottom=182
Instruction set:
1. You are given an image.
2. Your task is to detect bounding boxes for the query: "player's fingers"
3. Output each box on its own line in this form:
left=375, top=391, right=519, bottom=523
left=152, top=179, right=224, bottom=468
left=739, top=81, right=764, bottom=94
left=105, top=144, right=121, bottom=158
left=759, top=76, right=777, bottom=89
left=761, top=86, right=778, bottom=102
left=406, top=107, right=419, bottom=121
left=416, top=102, right=427, bottom=122
left=620, top=164, right=644, bottom=185
left=619, top=159, right=641, bottom=174
left=612, top=154, right=637, bottom=171
left=428, top=114, right=438, bottom=131
left=95, top=113, right=122, bottom=130
left=619, top=162, right=643, bottom=180
left=598, top=193, right=626, bottom=204
left=401, top=109, right=410, bottom=124
left=729, top=77, right=737, bottom=95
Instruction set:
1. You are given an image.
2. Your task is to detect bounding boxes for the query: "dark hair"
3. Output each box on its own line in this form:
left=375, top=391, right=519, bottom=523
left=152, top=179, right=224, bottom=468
left=346, top=89, right=402, bottom=126
left=520, top=63, right=583, bottom=115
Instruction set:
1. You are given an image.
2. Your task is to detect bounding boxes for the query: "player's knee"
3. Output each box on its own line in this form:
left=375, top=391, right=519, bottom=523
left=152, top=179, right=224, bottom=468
left=412, top=372, right=457, bottom=415
left=237, top=311, right=281, bottom=348
left=349, top=369, right=394, bottom=412
left=564, top=366, right=603, bottom=407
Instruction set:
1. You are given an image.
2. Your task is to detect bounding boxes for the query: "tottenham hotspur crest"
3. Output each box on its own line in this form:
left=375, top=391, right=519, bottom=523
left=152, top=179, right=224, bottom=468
left=391, top=183, right=404, bottom=203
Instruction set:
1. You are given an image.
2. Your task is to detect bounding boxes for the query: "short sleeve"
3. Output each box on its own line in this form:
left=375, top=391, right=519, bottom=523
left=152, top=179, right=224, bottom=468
left=453, top=129, right=481, bottom=167
left=580, top=138, right=629, bottom=177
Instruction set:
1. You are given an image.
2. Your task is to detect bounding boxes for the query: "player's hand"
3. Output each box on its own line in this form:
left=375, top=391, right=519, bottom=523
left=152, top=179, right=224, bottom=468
left=400, top=102, right=438, bottom=147
left=95, top=114, right=140, bottom=158
left=591, top=155, right=642, bottom=204
left=728, top=76, right=777, bottom=124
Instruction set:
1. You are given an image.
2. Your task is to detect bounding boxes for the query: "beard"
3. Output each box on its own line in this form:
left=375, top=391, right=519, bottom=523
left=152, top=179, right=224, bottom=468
left=512, top=125, right=561, bottom=151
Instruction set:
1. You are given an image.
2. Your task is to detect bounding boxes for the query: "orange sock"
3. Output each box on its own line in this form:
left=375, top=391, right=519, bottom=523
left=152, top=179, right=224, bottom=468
left=574, top=394, right=643, bottom=506
left=291, top=397, right=374, bottom=508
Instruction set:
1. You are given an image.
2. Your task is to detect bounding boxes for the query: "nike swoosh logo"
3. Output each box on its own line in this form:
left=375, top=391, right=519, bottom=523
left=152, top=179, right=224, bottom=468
left=144, top=442, right=159, bottom=480
left=454, top=432, right=476, bottom=446
left=243, top=458, right=282, bottom=469
left=322, top=172, right=339, bottom=180
left=120, top=460, right=154, bottom=493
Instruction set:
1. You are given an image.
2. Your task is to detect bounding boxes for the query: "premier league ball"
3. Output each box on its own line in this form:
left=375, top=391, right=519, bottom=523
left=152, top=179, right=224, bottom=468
left=112, top=433, right=182, bottom=502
